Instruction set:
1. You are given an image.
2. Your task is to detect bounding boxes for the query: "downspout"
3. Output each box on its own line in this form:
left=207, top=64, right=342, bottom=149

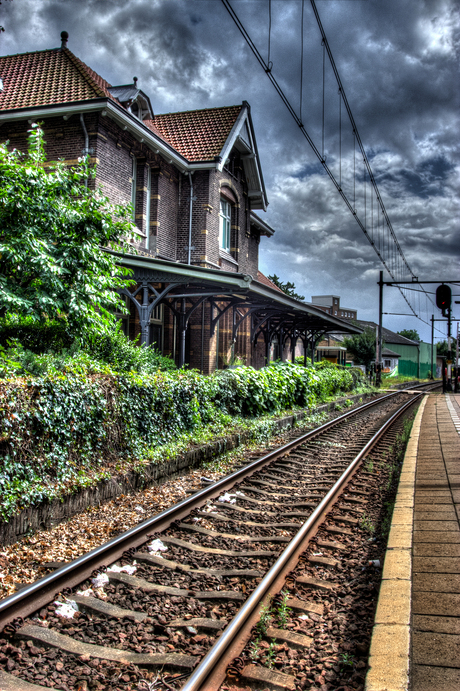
left=80, top=113, right=89, bottom=189
left=201, top=301, right=205, bottom=374
left=187, top=172, right=194, bottom=265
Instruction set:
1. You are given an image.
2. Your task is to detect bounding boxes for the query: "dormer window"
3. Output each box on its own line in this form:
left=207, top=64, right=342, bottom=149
left=108, top=81, right=154, bottom=121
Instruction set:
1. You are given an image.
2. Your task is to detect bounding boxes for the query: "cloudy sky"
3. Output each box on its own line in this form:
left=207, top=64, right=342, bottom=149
left=2, top=0, right=459, bottom=342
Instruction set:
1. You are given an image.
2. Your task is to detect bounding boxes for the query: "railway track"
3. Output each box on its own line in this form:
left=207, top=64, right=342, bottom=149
left=0, top=383, right=439, bottom=691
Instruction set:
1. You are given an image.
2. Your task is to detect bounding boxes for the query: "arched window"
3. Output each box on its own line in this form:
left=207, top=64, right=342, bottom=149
left=219, top=198, right=232, bottom=253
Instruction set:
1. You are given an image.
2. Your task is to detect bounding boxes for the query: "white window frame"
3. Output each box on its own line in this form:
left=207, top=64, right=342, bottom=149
left=131, top=157, right=137, bottom=221
left=219, top=198, right=232, bottom=253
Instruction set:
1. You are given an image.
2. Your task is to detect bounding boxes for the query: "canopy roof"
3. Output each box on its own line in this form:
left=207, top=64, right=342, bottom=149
left=112, top=252, right=362, bottom=357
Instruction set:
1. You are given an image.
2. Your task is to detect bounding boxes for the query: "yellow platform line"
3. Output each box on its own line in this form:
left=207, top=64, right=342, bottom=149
left=365, top=394, right=428, bottom=691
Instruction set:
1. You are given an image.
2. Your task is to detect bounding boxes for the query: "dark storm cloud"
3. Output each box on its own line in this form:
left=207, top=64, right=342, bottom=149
left=1, top=0, right=459, bottom=339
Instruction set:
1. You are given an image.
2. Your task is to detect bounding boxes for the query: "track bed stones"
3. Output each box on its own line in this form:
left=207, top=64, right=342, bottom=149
left=218, top=402, right=420, bottom=691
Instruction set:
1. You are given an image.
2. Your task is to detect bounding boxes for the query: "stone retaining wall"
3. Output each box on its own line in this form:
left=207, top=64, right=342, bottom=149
left=0, top=391, right=374, bottom=546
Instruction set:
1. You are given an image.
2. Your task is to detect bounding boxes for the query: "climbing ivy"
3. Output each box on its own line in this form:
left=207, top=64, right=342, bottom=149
left=0, top=362, right=364, bottom=520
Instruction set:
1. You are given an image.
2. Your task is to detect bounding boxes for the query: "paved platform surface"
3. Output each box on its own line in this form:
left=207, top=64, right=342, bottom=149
left=411, top=393, right=460, bottom=691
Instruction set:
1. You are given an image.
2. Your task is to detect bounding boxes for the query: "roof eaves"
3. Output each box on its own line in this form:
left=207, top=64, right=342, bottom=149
left=250, top=212, right=275, bottom=237
left=245, top=102, right=268, bottom=209
left=251, top=284, right=362, bottom=333
left=0, top=98, right=109, bottom=120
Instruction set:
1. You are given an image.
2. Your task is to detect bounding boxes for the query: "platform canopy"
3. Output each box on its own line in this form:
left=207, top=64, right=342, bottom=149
left=111, top=251, right=362, bottom=366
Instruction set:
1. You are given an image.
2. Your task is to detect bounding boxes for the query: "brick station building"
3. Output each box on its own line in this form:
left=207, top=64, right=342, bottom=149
left=0, top=32, right=360, bottom=371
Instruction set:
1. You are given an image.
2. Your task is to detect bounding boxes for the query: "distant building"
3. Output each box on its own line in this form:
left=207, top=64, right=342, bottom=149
left=381, top=348, right=401, bottom=374
left=356, top=321, right=434, bottom=378
left=310, top=295, right=357, bottom=365
left=311, top=295, right=357, bottom=321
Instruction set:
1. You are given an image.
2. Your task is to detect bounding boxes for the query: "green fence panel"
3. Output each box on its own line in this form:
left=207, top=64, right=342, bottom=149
left=386, top=341, right=434, bottom=378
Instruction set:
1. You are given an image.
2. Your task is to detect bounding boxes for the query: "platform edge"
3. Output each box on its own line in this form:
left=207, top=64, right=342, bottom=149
left=365, top=394, right=428, bottom=691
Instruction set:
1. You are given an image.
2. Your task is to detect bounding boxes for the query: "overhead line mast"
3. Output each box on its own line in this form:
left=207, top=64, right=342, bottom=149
left=220, top=0, right=434, bottom=325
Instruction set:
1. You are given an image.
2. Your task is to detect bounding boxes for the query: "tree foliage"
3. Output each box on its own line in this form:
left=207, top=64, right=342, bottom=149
left=437, top=339, right=457, bottom=356
left=0, top=124, right=134, bottom=335
left=342, top=327, right=377, bottom=370
left=397, top=329, right=420, bottom=341
left=268, top=274, right=305, bottom=301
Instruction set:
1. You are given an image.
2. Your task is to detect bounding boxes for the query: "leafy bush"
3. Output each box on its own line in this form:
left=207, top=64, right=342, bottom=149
left=0, top=362, right=364, bottom=519
left=295, top=355, right=312, bottom=367
left=0, top=315, right=74, bottom=353
left=83, top=325, right=176, bottom=373
left=0, top=322, right=176, bottom=378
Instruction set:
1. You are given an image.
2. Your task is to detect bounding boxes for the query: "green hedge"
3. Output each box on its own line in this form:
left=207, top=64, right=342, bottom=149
left=0, top=362, right=364, bottom=519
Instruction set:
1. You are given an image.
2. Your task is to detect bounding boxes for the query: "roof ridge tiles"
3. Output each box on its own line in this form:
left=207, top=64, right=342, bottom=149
left=61, top=47, right=114, bottom=100
left=155, top=104, right=242, bottom=118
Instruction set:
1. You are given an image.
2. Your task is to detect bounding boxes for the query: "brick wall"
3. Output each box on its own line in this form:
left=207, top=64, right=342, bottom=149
left=3, top=113, right=269, bottom=371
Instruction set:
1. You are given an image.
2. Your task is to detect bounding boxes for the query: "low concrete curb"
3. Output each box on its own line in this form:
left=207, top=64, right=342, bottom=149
left=365, top=394, right=428, bottom=691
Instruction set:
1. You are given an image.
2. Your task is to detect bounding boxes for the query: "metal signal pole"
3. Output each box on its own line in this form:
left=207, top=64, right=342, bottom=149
left=376, top=271, right=383, bottom=387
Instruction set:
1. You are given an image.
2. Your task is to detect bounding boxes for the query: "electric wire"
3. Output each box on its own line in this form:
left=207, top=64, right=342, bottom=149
left=220, top=0, right=433, bottom=326
left=267, top=0, right=272, bottom=72
left=338, top=88, right=341, bottom=188
left=300, top=0, right=305, bottom=124
left=322, top=38, right=325, bottom=160
left=353, top=129, right=356, bottom=212
left=308, top=0, right=434, bottom=316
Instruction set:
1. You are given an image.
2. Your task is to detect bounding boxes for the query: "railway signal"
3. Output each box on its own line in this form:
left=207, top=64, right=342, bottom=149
left=436, top=284, right=451, bottom=317
left=436, top=284, right=453, bottom=390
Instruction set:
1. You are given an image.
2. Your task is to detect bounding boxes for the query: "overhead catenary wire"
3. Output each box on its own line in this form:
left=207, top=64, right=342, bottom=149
left=267, top=0, right=273, bottom=72
left=220, top=0, right=433, bottom=326
left=322, top=37, right=325, bottom=160
left=308, top=0, right=434, bottom=315
left=338, top=88, right=342, bottom=188
left=300, top=0, right=305, bottom=124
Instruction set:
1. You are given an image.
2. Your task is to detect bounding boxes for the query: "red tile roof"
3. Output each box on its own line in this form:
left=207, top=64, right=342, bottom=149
left=0, top=47, right=242, bottom=163
left=146, top=105, right=242, bottom=162
left=256, top=271, right=284, bottom=292
left=0, top=47, right=114, bottom=111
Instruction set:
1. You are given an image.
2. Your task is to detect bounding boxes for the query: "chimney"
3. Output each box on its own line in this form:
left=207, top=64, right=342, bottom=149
left=61, top=31, right=69, bottom=49
left=133, top=76, right=138, bottom=87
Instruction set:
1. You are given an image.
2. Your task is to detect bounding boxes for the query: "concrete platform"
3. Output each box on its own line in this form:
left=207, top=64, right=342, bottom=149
left=366, top=392, right=460, bottom=691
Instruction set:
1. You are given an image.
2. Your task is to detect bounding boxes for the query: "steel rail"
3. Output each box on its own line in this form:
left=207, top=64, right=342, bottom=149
left=0, top=387, right=422, bottom=629
left=182, top=393, right=423, bottom=691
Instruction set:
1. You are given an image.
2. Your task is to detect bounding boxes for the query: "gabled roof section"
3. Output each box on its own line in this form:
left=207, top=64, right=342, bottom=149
left=145, top=105, right=242, bottom=162
left=382, top=347, right=401, bottom=358
left=218, top=101, right=267, bottom=210
left=0, top=46, right=268, bottom=202
left=356, top=320, right=419, bottom=345
left=147, top=101, right=268, bottom=209
left=0, top=47, right=114, bottom=111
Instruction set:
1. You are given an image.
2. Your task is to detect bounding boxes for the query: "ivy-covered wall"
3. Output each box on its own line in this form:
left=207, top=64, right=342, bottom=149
left=0, top=363, right=363, bottom=520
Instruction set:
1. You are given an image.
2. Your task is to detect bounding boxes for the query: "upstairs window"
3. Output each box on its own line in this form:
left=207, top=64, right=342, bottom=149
left=219, top=198, right=231, bottom=253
